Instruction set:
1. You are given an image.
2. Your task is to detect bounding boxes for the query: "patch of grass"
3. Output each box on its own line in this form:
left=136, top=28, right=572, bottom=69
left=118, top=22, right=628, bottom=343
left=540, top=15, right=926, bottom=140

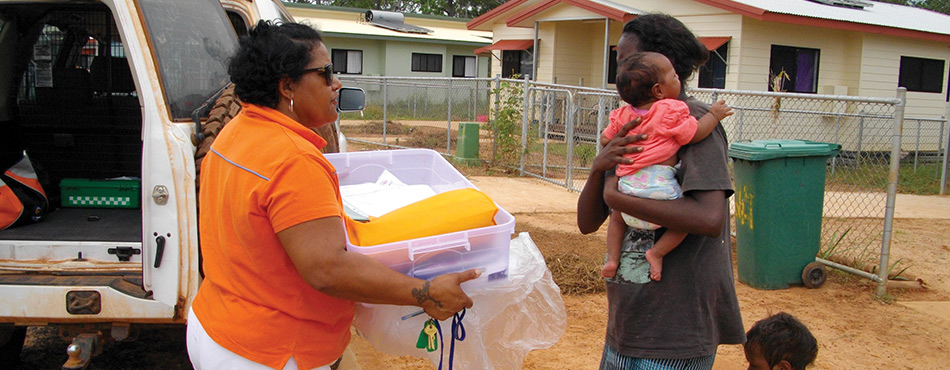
left=517, top=221, right=606, bottom=295
left=827, top=161, right=948, bottom=195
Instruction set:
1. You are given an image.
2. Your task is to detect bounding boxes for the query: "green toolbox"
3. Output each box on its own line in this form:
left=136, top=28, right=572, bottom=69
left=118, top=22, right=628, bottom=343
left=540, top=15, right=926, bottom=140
left=60, top=178, right=141, bottom=209
left=729, top=140, right=840, bottom=290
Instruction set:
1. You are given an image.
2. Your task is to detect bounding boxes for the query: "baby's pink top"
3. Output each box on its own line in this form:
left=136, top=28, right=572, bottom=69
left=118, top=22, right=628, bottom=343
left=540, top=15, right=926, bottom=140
left=603, top=99, right=698, bottom=177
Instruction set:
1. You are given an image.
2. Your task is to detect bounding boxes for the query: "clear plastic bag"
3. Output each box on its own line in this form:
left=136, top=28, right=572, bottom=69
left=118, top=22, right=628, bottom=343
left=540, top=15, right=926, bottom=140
left=352, top=232, right=567, bottom=369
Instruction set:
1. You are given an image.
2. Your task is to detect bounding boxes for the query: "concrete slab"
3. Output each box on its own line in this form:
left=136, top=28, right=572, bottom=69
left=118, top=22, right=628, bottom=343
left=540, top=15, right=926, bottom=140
left=470, top=176, right=578, bottom=214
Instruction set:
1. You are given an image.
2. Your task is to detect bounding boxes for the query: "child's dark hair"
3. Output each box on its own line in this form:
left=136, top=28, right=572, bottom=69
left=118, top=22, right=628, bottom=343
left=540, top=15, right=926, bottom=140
left=616, top=52, right=662, bottom=107
left=745, top=312, right=818, bottom=370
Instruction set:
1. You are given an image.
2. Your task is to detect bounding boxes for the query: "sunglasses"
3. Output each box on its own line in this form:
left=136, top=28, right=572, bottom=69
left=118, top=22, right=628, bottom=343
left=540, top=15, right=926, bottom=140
left=301, top=63, right=334, bottom=85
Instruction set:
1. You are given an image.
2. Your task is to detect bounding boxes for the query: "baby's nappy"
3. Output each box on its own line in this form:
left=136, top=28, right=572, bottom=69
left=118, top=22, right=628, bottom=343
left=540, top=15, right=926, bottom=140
left=617, top=164, right=682, bottom=229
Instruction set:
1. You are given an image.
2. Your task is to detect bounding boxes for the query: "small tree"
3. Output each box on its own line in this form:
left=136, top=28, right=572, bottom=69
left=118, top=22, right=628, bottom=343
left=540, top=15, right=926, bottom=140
left=487, top=78, right=525, bottom=165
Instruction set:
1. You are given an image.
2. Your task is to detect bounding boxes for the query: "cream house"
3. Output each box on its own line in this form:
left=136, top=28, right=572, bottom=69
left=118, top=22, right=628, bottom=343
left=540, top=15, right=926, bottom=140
left=468, top=0, right=950, bottom=119
left=287, top=3, right=493, bottom=78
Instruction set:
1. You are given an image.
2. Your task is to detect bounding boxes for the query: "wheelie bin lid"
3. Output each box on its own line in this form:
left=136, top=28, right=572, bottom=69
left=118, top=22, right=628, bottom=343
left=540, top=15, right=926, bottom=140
left=728, top=139, right=841, bottom=161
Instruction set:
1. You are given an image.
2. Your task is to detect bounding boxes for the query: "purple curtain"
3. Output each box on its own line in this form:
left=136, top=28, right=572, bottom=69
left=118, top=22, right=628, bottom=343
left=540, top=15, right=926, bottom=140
left=796, top=50, right=816, bottom=92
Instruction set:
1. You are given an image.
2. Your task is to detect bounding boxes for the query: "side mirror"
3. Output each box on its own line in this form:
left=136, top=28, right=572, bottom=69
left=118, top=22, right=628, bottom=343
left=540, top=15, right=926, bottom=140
left=338, top=87, right=365, bottom=112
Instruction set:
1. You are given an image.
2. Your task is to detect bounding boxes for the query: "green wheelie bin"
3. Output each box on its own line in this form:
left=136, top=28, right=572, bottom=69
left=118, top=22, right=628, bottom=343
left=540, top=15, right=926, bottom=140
left=455, top=122, right=480, bottom=165
left=729, top=140, right=840, bottom=290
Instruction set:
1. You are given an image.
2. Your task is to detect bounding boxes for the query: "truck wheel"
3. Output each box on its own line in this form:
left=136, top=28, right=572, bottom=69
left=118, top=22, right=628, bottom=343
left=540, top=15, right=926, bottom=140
left=802, top=261, right=827, bottom=289
left=0, top=326, right=27, bottom=366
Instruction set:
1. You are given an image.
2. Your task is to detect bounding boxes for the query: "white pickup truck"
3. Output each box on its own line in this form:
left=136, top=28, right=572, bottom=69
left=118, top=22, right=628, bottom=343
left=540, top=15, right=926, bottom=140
left=0, top=0, right=358, bottom=368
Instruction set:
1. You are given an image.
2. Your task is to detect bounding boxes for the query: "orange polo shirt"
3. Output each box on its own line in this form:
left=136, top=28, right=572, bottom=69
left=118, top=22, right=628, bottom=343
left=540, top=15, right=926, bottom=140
left=193, top=103, right=353, bottom=370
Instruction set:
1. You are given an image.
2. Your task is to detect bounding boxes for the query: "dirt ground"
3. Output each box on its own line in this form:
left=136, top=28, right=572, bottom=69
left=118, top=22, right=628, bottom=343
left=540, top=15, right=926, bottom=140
left=14, top=173, right=950, bottom=369
left=345, top=177, right=950, bottom=369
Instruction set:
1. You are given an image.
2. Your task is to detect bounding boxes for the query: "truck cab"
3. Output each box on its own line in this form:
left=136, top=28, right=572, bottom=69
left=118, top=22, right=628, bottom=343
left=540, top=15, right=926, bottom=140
left=0, top=0, right=235, bottom=366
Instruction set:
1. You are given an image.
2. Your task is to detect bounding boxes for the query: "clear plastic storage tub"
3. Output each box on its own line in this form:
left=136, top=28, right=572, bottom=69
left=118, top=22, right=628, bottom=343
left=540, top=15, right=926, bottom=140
left=325, top=149, right=515, bottom=286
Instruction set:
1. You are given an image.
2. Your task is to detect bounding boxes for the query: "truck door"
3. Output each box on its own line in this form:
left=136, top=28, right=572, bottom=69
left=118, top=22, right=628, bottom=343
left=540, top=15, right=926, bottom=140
left=123, top=0, right=238, bottom=310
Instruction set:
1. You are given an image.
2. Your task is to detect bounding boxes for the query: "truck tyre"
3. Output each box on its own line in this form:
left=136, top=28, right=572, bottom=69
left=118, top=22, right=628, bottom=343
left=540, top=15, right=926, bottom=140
left=0, top=326, right=27, bottom=366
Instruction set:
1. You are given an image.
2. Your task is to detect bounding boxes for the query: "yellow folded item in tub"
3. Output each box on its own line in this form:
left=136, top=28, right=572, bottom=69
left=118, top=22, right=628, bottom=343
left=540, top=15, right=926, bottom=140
left=345, top=188, right=498, bottom=247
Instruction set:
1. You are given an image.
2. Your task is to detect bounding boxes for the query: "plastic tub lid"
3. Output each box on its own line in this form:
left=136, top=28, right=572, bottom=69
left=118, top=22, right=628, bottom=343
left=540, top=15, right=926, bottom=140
left=728, top=139, right=841, bottom=161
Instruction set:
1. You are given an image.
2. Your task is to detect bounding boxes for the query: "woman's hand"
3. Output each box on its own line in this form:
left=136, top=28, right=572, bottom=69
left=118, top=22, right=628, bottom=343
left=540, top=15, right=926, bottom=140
left=420, top=269, right=480, bottom=320
left=279, top=218, right=480, bottom=314
left=577, top=116, right=646, bottom=234
left=592, top=117, right=647, bottom=173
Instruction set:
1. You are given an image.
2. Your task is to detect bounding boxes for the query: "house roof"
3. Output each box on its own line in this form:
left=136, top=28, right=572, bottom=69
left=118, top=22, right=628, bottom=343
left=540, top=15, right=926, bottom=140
left=469, top=0, right=640, bottom=29
left=470, top=0, right=950, bottom=42
left=695, top=0, right=950, bottom=41
left=474, top=39, right=535, bottom=54
left=505, top=0, right=640, bottom=27
left=286, top=3, right=492, bottom=46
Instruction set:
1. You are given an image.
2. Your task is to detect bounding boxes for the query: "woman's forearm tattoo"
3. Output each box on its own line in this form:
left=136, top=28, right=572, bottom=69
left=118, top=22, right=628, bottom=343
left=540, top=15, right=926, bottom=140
left=412, top=281, right=442, bottom=308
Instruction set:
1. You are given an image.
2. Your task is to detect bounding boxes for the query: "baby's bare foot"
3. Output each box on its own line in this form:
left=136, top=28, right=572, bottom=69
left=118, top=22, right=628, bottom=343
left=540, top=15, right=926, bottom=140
left=645, top=248, right=663, bottom=281
left=602, top=260, right=619, bottom=278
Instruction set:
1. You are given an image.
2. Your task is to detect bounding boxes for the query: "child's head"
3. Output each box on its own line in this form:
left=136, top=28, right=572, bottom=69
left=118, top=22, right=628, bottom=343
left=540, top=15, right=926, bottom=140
left=743, top=312, right=818, bottom=370
left=616, top=51, right=681, bottom=107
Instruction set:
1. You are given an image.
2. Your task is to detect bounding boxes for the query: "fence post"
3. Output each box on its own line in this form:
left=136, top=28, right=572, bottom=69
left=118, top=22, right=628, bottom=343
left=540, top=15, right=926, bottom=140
left=492, top=75, right=501, bottom=163
left=877, top=88, right=906, bottom=298
left=520, top=77, right=530, bottom=176
left=942, top=104, right=950, bottom=195
left=831, top=114, right=841, bottom=175
left=383, top=78, right=388, bottom=144
left=596, top=95, right=605, bottom=154
left=857, top=110, right=865, bottom=166
left=447, top=78, right=453, bottom=155
left=914, top=119, right=921, bottom=172
left=566, top=93, right=576, bottom=189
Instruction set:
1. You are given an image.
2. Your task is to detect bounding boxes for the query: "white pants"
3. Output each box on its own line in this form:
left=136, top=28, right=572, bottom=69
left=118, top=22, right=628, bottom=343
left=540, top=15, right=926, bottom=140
left=187, top=308, right=333, bottom=370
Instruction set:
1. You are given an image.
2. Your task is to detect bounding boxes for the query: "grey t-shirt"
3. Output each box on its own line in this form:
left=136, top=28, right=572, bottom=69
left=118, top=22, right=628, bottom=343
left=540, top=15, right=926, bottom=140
left=604, top=96, right=745, bottom=359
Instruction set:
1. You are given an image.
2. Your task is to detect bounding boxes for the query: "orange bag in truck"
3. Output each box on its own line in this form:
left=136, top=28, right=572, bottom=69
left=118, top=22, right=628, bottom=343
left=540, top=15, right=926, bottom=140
left=0, top=152, right=48, bottom=230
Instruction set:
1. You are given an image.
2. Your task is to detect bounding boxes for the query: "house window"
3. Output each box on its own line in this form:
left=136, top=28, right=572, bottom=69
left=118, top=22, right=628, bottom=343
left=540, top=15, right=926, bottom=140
left=699, top=42, right=728, bottom=89
left=899, top=56, right=944, bottom=93
left=607, top=46, right=618, bottom=84
left=769, top=45, right=820, bottom=93
left=452, top=56, right=476, bottom=77
left=332, top=49, right=363, bottom=74
left=502, top=47, right=533, bottom=79
left=411, top=53, right=442, bottom=73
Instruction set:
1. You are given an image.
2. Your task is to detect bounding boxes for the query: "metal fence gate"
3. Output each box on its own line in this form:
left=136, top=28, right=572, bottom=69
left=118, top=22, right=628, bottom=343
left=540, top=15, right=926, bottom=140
left=338, top=74, right=948, bottom=296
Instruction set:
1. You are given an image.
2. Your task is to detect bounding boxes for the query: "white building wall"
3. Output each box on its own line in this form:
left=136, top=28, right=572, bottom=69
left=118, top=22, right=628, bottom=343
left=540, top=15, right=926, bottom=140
left=859, top=34, right=950, bottom=119
left=677, top=13, right=744, bottom=90
left=553, top=21, right=597, bottom=86
left=322, top=37, right=384, bottom=76
left=736, top=18, right=859, bottom=93
left=487, top=24, right=536, bottom=79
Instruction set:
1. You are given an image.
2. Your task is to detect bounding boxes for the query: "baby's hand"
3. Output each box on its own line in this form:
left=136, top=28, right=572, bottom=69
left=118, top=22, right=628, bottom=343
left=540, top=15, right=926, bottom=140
left=709, top=100, right=734, bottom=121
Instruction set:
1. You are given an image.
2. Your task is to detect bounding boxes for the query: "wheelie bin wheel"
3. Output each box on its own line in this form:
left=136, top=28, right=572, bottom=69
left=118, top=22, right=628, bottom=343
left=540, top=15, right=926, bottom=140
left=802, top=261, right=827, bottom=289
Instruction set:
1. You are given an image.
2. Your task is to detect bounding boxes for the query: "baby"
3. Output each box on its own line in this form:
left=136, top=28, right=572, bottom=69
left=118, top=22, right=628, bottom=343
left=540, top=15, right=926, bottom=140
left=744, top=312, right=818, bottom=370
left=601, top=51, right=732, bottom=280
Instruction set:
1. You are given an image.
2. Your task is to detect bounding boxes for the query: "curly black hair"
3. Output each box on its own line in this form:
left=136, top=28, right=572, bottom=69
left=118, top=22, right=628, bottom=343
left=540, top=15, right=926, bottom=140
left=228, top=20, right=323, bottom=108
left=744, top=312, right=818, bottom=370
left=616, top=52, right=662, bottom=107
left=622, top=14, right=708, bottom=86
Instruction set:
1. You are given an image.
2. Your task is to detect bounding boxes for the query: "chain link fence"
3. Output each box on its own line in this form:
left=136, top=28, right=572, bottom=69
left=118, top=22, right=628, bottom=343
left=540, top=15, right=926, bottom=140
left=337, top=75, right=949, bottom=294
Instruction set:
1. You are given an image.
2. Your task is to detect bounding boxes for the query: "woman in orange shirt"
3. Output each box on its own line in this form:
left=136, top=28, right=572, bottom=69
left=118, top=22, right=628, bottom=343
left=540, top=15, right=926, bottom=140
left=187, top=21, right=479, bottom=370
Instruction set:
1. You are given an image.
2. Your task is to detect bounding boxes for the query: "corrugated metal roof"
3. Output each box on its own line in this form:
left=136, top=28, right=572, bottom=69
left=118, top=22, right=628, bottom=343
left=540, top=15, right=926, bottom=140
left=728, top=0, right=950, bottom=36
left=588, top=0, right=645, bottom=15
left=296, top=16, right=492, bottom=45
